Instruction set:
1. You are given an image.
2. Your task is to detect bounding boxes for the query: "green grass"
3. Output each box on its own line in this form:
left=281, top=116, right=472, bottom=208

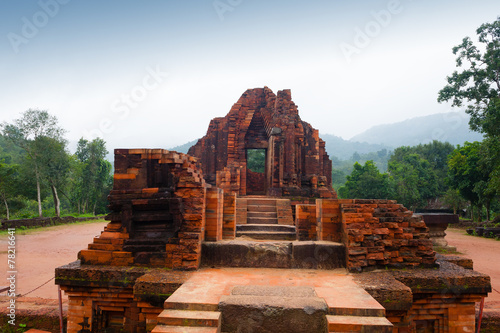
left=434, top=246, right=462, bottom=255
left=0, top=218, right=107, bottom=236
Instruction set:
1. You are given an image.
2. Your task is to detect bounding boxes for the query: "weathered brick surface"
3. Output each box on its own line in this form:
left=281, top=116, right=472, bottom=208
left=189, top=87, right=336, bottom=198
left=205, top=187, right=223, bottom=242
left=296, top=204, right=317, bottom=241
left=300, top=199, right=436, bottom=272
left=80, top=149, right=207, bottom=270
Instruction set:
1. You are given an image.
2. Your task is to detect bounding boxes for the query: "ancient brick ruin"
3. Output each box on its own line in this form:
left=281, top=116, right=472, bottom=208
left=56, top=88, right=491, bottom=333
left=188, top=87, right=334, bottom=198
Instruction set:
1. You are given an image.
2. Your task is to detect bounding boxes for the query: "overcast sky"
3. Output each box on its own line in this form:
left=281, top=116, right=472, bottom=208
left=1, top=0, right=499, bottom=153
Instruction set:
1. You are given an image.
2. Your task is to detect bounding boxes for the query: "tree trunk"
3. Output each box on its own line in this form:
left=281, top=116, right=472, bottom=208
left=486, top=200, right=491, bottom=222
left=35, top=165, right=43, bottom=217
left=50, top=184, right=61, bottom=217
left=470, top=204, right=474, bottom=222
left=3, top=196, right=9, bottom=220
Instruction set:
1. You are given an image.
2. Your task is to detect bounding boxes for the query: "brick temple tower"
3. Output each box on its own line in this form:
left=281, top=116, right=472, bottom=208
left=188, top=87, right=335, bottom=198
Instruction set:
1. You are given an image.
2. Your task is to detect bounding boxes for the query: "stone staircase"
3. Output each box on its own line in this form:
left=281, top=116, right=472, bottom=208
left=151, top=268, right=393, bottom=333
left=236, top=197, right=296, bottom=240
left=152, top=300, right=221, bottom=333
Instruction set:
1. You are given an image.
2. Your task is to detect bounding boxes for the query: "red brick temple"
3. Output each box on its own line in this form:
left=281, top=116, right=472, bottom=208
left=55, top=88, right=491, bottom=333
left=188, top=87, right=335, bottom=198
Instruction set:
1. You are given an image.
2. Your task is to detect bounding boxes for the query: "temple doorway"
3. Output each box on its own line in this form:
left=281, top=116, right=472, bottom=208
left=246, top=148, right=266, bottom=195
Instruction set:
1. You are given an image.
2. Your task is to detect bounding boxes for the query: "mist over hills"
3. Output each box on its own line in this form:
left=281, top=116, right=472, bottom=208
left=168, top=111, right=483, bottom=161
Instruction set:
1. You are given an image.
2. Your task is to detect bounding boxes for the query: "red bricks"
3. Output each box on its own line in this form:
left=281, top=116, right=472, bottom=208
left=188, top=87, right=336, bottom=198
left=300, top=199, right=436, bottom=272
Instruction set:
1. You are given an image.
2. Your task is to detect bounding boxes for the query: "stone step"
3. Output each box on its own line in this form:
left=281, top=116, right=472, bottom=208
left=237, top=224, right=295, bottom=232
left=247, top=199, right=277, bottom=206
left=164, top=299, right=219, bottom=312
left=327, top=315, right=393, bottom=333
left=156, top=309, right=220, bottom=327
left=247, top=211, right=277, bottom=218
left=151, top=325, right=218, bottom=333
left=201, top=240, right=346, bottom=269
left=247, top=205, right=276, bottom=212
left=315, top=285, right=386, bottom=317
left=219, top=286, right=328, bottom=333
left=247, top=216, right=278, bottom=224
left=236, top=230, right=296, bottom=241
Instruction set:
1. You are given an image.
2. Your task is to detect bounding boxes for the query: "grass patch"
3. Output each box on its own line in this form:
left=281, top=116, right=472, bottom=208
left=434, top=246, right=462, bottom=255
left=0, top=218, right=107, bottom=236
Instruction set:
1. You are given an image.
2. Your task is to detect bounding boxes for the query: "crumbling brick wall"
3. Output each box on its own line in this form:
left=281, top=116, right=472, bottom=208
left=296, top=199, right=436, bottom=272
left=79, top=149, right=207, bottom=270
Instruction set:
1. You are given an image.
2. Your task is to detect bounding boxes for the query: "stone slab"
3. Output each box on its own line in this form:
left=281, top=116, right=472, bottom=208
left=219, top=294, right=328, bottom=333
left=231, top=285, right=316, bottom=297
left=327, top=315, right=393, bottom=333
left=201, top=240, right=346, bottom=269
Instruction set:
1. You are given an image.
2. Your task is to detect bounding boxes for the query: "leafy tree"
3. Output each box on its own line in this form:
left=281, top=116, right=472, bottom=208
left=388, top=153, right=438, bottom=210
left=389, top=141, right=454, bottom=197
left=438, top=17, right=500, bottom=138
left=246, top=149, right=265, bottom=173
left=33, top=136, right=70, bottom=217
left=338, top=161, right=392, bottom=199
left=72, top=138, right=112, bottom=215
left=443, top=189, right=468, bottom=215
left=0, top=161, right=18, bottom=220
left=447, top=142, right=495, bottom=221
left=1, top=110, right=65, bottom=217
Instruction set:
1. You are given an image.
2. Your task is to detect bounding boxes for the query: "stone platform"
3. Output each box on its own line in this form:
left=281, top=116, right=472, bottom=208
left=153, top=267, right=392, bottom=333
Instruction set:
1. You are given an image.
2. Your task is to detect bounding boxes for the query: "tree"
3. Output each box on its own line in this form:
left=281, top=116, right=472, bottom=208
left=73, top=138, right=112, bottom=215
left=443, top=189, right=467, bottom=215
left=388, top=153, right=439, bottom=210
left=338, top=161, right=392, bottom=199
left=447, top=142, right=494, bottom=221
left=33, top=136, right=70, bottom=217
left=0, top=161, right=18, bottom=220
left=438, top=17, right=500, bottom=138
left=1, top=110, right=65, bottom=217
left=389, top=141, right=454, bottom=197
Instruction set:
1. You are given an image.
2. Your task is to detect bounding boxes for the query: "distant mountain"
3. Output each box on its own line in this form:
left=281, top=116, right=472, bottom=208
left=167, top=111, right=483, bottom=162
left=169, top=139, right=198, bottom=154
left=321, top=134, right=390, bottom=160
left=349, top=111, right=483, bottom=148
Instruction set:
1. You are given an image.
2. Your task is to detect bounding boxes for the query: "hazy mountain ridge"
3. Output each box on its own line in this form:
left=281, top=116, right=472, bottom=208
left=169, top=111, right=483, bottom=161
left=349, top=111, right=483, bottom=148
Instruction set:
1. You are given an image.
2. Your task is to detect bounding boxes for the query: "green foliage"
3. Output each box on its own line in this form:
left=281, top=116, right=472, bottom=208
left=331, top=148, right=390, bottom=190
left=246, top=149, right=265, bottom=173
left=0, top=111, right=113, bottom=219
left=438, top=17, right=500, bottom=138
left=338, top=161, right=392, bottom=199
left=448, top=141, right=497, bottom=221
left=70, top=138, right=112, bottom=215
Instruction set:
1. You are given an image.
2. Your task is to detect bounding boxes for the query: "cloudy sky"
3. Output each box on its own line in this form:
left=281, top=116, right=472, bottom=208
left=1, top=0, right=498, bottom=152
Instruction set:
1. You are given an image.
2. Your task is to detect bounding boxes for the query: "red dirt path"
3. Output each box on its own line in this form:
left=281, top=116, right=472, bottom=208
left=0, top=221, right=107, bottom=300
left=446, top=227, right=500, bottom=315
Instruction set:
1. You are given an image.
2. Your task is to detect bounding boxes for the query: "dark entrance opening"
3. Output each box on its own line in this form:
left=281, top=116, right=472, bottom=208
left=246, top=149, right=266, bottom=195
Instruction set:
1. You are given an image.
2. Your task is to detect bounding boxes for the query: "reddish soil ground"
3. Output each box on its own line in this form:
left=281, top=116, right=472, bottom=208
left=0, top=221, right=107, bottom=304
left=446, top=228, right=500, bottom=316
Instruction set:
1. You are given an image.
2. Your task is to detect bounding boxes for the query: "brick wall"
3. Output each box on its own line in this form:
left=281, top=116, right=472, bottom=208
left=79, top=149, right=207, bottom=270
left=295, top=204, right=317, bottom=241
left=205, top=187, right=223, bottom=242
left=298, top=199, right=436, bottom=272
